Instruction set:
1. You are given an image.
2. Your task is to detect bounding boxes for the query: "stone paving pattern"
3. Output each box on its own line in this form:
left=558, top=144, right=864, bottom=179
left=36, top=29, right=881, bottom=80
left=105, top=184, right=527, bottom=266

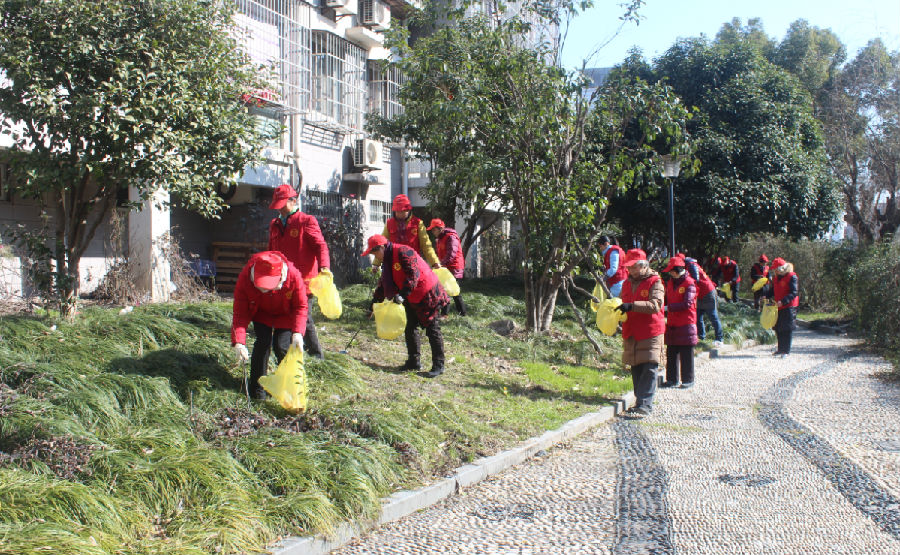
left=333, top=330, right=900, bottom=554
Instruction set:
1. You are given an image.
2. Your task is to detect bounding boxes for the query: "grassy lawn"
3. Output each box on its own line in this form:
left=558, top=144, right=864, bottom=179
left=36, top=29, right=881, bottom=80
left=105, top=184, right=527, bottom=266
left=0, top=277, right=767, bottom=554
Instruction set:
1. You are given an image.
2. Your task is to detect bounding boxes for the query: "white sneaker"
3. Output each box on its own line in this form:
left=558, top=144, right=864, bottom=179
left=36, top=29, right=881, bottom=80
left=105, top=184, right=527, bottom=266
left=713, top=341, right=723, bottom=348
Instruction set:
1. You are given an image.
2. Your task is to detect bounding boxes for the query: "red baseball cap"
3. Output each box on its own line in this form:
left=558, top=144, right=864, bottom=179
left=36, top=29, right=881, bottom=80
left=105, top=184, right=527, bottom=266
left=361, top=234, right=388, bottom=256
left=770, top=257, right=787, bottom=269
left=759, top=254, right=769, bottom=263
left=392, top=194, right=412, bottom=212
left=662, top=256, right=686, bottom=273
left=622, top=248, right=648, bottom=267
left=269, top=184, right=298, bottom=210
left=427, top=218, right=445, bottom=231
left=253, top=252, right=284, bottom=290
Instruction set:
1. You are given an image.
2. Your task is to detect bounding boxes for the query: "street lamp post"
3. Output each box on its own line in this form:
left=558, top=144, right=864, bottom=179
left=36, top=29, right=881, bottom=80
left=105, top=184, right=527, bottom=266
left=660, top=155, right=682, bottom=257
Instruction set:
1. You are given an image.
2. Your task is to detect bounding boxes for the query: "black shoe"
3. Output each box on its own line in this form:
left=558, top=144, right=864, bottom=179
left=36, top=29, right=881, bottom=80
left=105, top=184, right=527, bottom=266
left=252, top=388, right=267, bottom=401
left=660, top=381, right=679, bottom=388
left=402, top=358, right=421, bottom=371
left=632, top=406, right=651, bottom=416
left=423, top=365, right=444, bottom=378
left=680, top=382, right=694, bottom=389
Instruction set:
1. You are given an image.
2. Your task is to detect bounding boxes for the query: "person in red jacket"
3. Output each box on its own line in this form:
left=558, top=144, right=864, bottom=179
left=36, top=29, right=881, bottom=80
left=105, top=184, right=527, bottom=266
left=363, top=234, right=449, bottom=378
left=750, top=254, right=770, bottom=310
left=598, top=236, right=627, bottom=298
left=661, top=256, right=698, bottom=388
left=684, top=256, right=723, bottom=346
left=765, top=257, right=799, bottom=356
left=614, top=249, right=665, bottom=416
left=382, top=194, right=440, bottom=268
left=719, top=256, right=740, bottom=302
left=267, top=184, right=330, bottom=359
left=427, top=218, right=467, bottom=317
left=231, top=251, right=309, bottom=400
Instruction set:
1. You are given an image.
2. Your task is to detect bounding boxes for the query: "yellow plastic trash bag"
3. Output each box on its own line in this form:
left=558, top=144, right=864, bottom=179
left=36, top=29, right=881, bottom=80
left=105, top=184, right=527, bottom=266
left=595, top=297, right=627, bottom=336
left=434, top=267, right=461, bottom=297
left=751, top=277, right=768, bottom=292
left=258, top=345, right=307, bottom=412
left=589, top=281, right=606, bottom=312
left=373, top=300, right=406, bottom=340
left=308, top=269, right=342, bottom=319
left=719, top=282, right=732, bottom=301
left=760, top=302, right=778, bottom=330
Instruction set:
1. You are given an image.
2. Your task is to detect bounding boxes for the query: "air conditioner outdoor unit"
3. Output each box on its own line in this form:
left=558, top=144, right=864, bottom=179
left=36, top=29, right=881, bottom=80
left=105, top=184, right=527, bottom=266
left=359, top=0, right=390, bottom=31
left=354, top=138, right=383, bottom=170
left=325, top=0, right=357, bottom=16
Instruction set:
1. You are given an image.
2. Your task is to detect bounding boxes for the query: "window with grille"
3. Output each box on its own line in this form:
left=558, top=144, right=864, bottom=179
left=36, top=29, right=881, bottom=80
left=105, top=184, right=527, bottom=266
left=303, top=190, right=343, bottom=216
left=367, top=61, right=405, bottom=121
left=233, top=0, right=312, bottom=114
left=310, top=31, right=366, bottom=130
left=369, top=200, right=391, bottom=224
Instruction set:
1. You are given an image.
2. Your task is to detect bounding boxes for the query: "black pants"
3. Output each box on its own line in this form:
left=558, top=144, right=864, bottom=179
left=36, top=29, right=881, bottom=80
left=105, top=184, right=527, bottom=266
left=630, top=362, right=659, bottom=411
left=730, top=281, right=740, bottom=302
left=250, top=322, right=291, bottom=399
left=774, top=307, right=796, bottom=354
left=304, top=308, right=323, bottom=358
left=666, top=345, right=695, bottom=384
left=404, top=302, right=444, bottom=367
left=753, top=289, right=764, bottom=310
left=441, top=295, right=467, bottom=316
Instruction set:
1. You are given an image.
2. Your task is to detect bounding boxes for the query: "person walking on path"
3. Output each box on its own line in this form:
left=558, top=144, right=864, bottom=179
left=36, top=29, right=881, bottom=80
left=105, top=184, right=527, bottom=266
left=615, top=249, right=665, bottom=415
left=720, top=256, right=740, bottom=302
left=382, top=194, right=440, bottom=268
left=662, top=257, right=698, bottom=388
left=231, top=251, right=308, bottom=400
left=267, top=183, right=330, bottom=359
left=684, top=256, right=723, bottom=346
left=750, top=254, right=770, bottom=310
left=766, top=257, right=799, bottom=356
left=363, top=234, right=449, bottom=378
left=427, top=218, right=467, bottom=316
left=598, top=236, right=627, bottom=298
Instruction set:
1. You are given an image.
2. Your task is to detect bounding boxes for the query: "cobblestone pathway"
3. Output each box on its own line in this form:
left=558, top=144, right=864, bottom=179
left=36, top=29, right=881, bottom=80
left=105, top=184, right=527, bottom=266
left=333, top=330, right=900, bottom=554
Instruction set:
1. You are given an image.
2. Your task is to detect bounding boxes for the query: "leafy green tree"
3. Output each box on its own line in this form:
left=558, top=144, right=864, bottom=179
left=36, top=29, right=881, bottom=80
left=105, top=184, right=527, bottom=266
left=771, top=19, right=846, bottom=107
left=819, top=40, right=900, bottom=241
left=0, top=0, right=271, bottom=317
left=370, top=3, right=690, bottom=331
left=608, top=33, right=840, bottom=254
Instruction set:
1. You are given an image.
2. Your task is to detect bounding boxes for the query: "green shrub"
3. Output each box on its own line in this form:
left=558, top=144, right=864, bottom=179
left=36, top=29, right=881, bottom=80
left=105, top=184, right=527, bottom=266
left=847, top=241, right=900, bottom=357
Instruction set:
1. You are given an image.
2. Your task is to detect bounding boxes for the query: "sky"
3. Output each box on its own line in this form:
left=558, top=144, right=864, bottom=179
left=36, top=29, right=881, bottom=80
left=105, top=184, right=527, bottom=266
left=560, top=0, right=900, bottom=70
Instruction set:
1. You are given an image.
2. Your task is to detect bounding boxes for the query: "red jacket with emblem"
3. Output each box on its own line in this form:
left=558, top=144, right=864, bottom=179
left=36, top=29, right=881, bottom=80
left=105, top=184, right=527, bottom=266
left=380, top=244, right=440, bottom=304
left=268, top=210, right=330, bottom=283
left=665, top=274, right=698, bottom=346
left=231, top=252, right=308, bottom=345
left=435, top=228, right=465, bottom=279
left=621, top=274, right=666, bottom=341
left=383, top=216, right=440, bottom=266
left=772, top=272, right=799, bottom=309
left=603, top=245, right=628, bottom=286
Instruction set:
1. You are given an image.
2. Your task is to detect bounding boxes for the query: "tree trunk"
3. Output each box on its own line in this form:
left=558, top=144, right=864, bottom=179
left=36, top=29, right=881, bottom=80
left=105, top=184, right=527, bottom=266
left=524, top=268, right=560, bottom=332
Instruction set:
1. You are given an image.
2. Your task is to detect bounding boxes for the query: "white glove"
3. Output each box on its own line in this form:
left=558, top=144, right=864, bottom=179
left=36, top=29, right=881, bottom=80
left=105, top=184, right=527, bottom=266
left=291, top=333, right=304, bottom=350
left=233, top=343, right=249, bottom=363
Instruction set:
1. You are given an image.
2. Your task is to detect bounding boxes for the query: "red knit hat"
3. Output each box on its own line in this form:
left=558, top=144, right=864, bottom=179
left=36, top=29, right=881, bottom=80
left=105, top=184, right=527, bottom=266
left=427, top=218, right=445, bottom=231
left=622, top=248, right=648, bottom=267
left=252, top=252, right=284, bottom=290
left=269, top=184, right=298, bottom=210
left=392, top=194, right=412, bottom=212
left=361, top=234, right=388, bottom=256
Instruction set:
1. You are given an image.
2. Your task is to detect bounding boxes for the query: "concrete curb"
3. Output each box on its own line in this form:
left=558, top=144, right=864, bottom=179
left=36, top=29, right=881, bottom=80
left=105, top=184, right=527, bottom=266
left=269, top=392, right=636, bottom=555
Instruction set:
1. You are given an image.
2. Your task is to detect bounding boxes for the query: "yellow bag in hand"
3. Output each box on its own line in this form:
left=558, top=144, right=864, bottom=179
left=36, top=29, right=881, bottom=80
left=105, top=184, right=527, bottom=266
left=596, top=297, right=627, bottom=336
left=589, top=281, right=606, bottom=312
left=308, top=269, right=342, bottom=319
left=719, top=282, right=732, bottom=301
left=434, top=267, right=460, bottom=297
left=258, top=345, right=307, bottom=412
left=751, top=277, right=768, bottom=292
left=373, top=300, right=406, bottom=340
left=760, top=302, right=778, bottom=330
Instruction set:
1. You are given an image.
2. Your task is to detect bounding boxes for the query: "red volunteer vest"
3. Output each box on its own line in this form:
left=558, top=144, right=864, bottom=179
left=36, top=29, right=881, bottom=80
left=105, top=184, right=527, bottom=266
left=389, top=245, right=438, bottom=304
left=721, top=260, right=740, bottom=282
left=666, top=276, right=697, bottom=328
left=436, top=230, right=465, bottom=273
left=603, top=245, right=628, bottom=286
left=773, top=272, right=799, bottom=309
left=387, top=216, right=423, bottom=254
left=695, top=267, right=716, bottom=298
left=621, top=275, right=665, bottom=341
left=751, top=263, right=769, bottom=280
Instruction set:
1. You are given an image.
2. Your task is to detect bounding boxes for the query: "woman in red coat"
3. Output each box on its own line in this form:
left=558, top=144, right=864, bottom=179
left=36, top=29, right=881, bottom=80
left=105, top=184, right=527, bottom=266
left=765, top=257, right=799, bottom=356
left=661, top=256, right=698, bottom=388
left=231, top=251, right=308, bottom=400
left=363, top=235, right=449, bottom=378
left=427, top=218, right=467, bottom=316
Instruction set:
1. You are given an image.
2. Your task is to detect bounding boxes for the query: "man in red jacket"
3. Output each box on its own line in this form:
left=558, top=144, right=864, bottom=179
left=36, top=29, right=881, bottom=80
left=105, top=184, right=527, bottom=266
left=427, top=218, right=467, bottom=316
left=750, top=254, right=770, bottom=310
left=231, top=251, right=308, bottom=400
left=719, top=256, right=740, bottom=303
left=268, top=184, right=330, bottom=359
left=363, top=234, right=449, bottom=378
